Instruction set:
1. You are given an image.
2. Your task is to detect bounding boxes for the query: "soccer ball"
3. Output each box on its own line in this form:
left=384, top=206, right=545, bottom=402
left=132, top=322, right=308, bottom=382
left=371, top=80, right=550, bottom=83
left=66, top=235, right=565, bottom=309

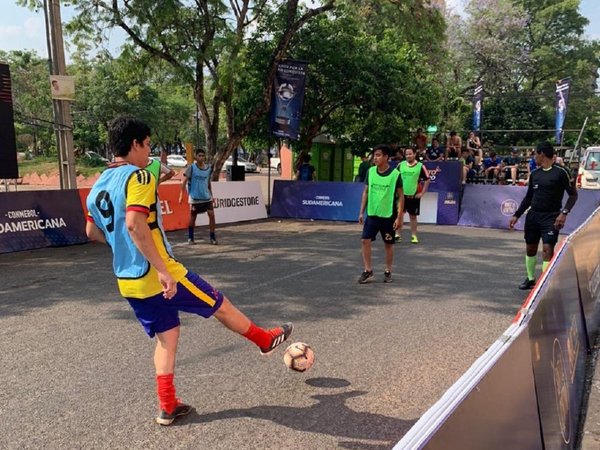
left=283, top=342, right=315, bottom=372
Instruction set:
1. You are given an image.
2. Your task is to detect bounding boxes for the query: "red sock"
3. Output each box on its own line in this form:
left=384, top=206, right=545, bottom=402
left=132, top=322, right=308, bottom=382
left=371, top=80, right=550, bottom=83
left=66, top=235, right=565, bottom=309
left=156, top=374, right=178, bottom=414
left=242, top=323, right=273, bottom=349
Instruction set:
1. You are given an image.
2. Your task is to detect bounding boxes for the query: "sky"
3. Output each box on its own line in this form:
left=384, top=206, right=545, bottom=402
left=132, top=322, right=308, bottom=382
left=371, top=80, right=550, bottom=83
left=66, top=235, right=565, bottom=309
left=0, top=0, right=599, bottom=61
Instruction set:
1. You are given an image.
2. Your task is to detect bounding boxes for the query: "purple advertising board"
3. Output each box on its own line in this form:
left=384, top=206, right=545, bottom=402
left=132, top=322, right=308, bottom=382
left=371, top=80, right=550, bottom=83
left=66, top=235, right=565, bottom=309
left=527, top=246, right=589, bottom=449
left=271, top=180, right=364, bottom=221
left=458, top=185, right=600, bottom=234
left=0, top=190, right=87, bottom=253
left=423, top=160, right=462, bottom=193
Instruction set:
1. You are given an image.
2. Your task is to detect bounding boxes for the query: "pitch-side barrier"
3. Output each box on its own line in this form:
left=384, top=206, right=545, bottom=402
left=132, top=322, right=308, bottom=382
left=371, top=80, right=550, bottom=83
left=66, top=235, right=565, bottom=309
left=394, top=207, right=600, bottom=449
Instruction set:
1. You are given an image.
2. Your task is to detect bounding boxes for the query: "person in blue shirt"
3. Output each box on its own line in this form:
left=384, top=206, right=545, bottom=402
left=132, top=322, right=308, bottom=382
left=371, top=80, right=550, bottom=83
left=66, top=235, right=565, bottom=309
left=296, top=153, right=316, bottom=181
left=483, top=151, right=502, bottom=182
left=179, top=148, right=217, bottom=244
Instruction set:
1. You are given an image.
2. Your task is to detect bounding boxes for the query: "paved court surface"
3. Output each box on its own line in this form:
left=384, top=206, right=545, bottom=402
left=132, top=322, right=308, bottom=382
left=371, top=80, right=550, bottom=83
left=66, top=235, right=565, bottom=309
left=0, top=220, right=530, bottom=449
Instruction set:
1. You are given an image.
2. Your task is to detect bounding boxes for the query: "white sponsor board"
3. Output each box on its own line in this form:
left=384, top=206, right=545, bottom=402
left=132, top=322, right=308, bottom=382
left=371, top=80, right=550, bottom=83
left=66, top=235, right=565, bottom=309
left=401, top=192, right=438, bottom=224
left=195, top=181, right=267, bottom=226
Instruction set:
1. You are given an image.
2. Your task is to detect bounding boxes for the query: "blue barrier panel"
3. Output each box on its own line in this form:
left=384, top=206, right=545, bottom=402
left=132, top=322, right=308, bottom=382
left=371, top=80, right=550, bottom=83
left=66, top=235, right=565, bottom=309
left=526, top=245, right=588, bottom=449
left=458, top=185, right=600, bottom=234
left=0, top=190, right=87, bottom=253
left=423, top=161, right=462, bottom=193
left=271, top=180, right=364, bottom=221
left=566, top=209, right=600, bottom=345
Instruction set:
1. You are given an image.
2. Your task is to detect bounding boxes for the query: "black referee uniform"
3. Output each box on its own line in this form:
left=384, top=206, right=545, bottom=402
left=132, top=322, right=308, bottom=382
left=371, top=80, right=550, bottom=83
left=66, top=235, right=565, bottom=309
left=513, top=164, right=577, bottom=245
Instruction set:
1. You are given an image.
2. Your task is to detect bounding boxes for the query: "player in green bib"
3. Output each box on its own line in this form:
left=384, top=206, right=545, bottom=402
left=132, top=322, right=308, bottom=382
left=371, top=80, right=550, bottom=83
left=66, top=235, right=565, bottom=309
left=358, top=144, right=404, bottom=284
left=396, top=148, right=430, bottom=244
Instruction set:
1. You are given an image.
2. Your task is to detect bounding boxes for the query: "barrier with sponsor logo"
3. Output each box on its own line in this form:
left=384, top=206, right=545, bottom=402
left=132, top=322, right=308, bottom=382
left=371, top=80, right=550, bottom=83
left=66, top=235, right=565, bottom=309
left=458, top=184, right=600, bottom=234
left=79, top=181, right=267, bottom=231
left=0, top=190, right=87, bottom=254
left=394, top=209, right=600, bottom=449
left=271, top=180, right=439, bottom=223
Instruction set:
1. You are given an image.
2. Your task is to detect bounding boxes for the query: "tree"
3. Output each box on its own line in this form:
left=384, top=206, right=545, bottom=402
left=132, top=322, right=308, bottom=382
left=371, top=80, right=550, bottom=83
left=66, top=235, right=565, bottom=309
left=58, top=0, right=335, bottom=179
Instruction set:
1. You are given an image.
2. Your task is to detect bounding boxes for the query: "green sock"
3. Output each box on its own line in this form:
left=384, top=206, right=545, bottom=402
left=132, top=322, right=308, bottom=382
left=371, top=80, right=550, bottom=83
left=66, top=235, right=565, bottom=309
left=526, top=255, right=537, bottom=280
left=542, top=261, right=549, bottom=272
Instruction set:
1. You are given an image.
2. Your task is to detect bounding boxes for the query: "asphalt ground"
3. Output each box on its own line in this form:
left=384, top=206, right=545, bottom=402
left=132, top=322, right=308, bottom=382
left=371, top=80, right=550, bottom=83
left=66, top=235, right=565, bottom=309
left=0, top=220, right=530, bottom=450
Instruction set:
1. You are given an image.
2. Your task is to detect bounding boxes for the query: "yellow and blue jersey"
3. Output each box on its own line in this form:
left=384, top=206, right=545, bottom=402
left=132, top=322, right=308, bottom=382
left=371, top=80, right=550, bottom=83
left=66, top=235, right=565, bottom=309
left=86, top=163, right=187, bottom=299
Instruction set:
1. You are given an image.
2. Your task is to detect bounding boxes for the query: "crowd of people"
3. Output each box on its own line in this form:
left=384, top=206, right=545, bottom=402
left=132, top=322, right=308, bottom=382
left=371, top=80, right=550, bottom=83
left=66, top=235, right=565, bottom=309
left=355, top=128, right=571, bottom=187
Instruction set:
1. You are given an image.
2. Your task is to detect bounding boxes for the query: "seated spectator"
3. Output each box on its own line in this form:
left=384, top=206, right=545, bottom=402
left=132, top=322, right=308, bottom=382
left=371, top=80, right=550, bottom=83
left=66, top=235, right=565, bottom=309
left=426, top=138, right=445, bottom=161
left=483, top=151, right=502, bottom=182
left=500, top=147, right=521, bottom=185
left=355, top=152, right=372, bottom=183
left=528, top=149, right=537, bottom=172
left=466, top=131, right=482, bottom=159
left=296, top=153, right=316, bottom=181
left=413, top=128, right=427, bottom=154
left=459, top=148, right=475, bottom=184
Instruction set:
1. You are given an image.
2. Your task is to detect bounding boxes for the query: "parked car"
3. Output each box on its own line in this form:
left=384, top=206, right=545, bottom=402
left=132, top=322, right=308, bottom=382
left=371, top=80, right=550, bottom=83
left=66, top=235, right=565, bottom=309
left=166, top=154, right=188, bottom=168
left=223, top=156, right=258, bottom=173
left=84, top=151, right=109, bottom=163
left=577, top=146, right=600, bottom=189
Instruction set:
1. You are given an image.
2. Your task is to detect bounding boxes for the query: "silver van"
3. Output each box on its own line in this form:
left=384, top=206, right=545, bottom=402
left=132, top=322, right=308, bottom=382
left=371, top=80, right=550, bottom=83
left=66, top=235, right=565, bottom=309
left=577, top=146, right=600, bottom=189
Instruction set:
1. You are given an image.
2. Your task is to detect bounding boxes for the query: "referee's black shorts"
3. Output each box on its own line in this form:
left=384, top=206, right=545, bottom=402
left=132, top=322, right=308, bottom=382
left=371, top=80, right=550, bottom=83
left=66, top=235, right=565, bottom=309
left=524, top=211, right=560, bottom=245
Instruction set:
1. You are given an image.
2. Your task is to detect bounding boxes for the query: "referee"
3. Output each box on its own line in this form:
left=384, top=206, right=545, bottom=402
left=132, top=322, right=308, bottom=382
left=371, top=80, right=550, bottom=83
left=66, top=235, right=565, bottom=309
left=509, top=141, right=577, bottom=290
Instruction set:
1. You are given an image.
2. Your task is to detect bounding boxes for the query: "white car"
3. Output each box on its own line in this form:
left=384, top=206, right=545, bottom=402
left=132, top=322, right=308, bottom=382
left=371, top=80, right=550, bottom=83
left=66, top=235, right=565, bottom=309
left=166, top=154, right=188, bottom=168
left=223, top=156, right=258, bottom=173
left=577, top=146, right=600, bottom=189
left=85, top=151, right=109, bottom=163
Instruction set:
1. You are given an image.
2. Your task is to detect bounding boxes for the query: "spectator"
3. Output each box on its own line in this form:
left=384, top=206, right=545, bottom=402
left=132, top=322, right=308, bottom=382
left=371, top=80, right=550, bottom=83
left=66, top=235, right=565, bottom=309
left=483, top=151, right=502, bottom=183
left=426, top=138, right=444, bottom=161
left=446, top=131, right=461, bottom=159
left=528, top=150, right=537, bottom=172
left=413, top=128, right=427, bottom=154
left=296, top=153, right=316, bottom=181
left=466, top=131, right=482, bottom=159
left=501, top=148, right=522, bottom=185
left=389, top=148, right=404, bottom=169
left=355, top=152, right=372, bottom=183
left=460, top=147, right=475, bottom=184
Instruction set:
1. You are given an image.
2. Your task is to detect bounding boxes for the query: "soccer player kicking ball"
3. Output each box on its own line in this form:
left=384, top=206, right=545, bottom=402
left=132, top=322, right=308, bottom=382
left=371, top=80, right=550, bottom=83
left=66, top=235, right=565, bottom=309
left=358, top=144, right=404, bottom=284
left=86, top=117, right=292, bottom=426
left=509, top=141, right=577, bottom=290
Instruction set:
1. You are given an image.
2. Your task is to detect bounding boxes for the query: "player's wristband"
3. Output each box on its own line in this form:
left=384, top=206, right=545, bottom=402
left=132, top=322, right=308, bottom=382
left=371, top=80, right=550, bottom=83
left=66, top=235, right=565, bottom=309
left=561, top=209, right=569, bottom=215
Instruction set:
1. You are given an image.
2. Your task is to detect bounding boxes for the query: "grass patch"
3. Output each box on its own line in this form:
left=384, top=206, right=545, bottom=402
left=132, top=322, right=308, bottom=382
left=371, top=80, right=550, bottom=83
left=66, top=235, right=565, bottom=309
left=19, top=156, right=107, bottom=178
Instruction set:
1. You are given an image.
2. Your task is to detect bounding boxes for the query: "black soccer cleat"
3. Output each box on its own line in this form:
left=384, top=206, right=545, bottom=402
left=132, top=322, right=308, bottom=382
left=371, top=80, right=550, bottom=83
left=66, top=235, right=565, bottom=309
left=156, top=402, right=193, bottom=426
left=519, top=278, right=536, bottom=290
left=260, top=322, right=294, bottom=356
left=358, top=270, right=374, bottom=284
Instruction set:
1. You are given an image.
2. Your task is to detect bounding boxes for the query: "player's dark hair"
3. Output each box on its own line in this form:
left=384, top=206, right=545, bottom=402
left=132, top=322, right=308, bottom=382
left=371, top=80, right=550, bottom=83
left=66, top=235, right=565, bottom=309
left=450, top=131, right=457, bottom=136
left=302, top=153, right=311, bottom=163
left=404, top=147, right=415, bottom=155
left=373, top=144, right=391, bottom=157
left=535, top=141, right=555, bottom=159
left=195, top=148, right=206, bottom=156
left=490, top=151, right=496, bottom=158
left=108, top=116, right=151, bottom=157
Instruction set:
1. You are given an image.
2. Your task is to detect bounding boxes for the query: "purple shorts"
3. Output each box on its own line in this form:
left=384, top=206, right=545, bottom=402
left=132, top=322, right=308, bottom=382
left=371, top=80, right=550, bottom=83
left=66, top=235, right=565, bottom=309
left=127, top=271, right=224, bottom=337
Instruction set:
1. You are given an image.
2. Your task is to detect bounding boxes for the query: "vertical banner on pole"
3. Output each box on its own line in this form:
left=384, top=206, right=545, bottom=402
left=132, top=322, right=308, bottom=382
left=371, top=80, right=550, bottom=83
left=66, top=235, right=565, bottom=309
left=555, top=78, right=571, bottom=145
left=269, top=60, right=308, bottom=141
left=0, top=63, right=19, bottom=180
left=472, top=81, right=484, bottom=132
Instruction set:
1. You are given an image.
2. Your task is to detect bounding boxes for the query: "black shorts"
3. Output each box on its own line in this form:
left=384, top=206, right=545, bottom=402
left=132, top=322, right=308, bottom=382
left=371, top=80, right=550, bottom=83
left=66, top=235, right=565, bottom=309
left=404, top=196, right=421, bottom=216
left=524, top=211, right=559, bottom=245
left=361, top=216, right=396, bottom=244
left=191, top=201, right=213, bottom=214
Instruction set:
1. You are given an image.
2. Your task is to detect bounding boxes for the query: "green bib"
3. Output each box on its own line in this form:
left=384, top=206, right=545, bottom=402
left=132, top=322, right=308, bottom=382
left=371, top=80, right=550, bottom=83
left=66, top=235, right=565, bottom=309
left=367, top=166, right=400, bottom=218
left=399, top=161, right=422, bottom=196
left=146, top=159, right=161, bottom=182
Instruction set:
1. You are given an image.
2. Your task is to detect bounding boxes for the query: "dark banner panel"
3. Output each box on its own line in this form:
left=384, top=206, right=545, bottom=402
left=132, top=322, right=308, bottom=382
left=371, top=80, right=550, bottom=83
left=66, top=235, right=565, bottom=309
left=269, top=60, right=308, bottom=141
left=423, top=161, right=462, bottom=193
left=0, top=190, right=87, bottom=253
left=472, top=81, right=484, bottom=132
left=527, top=246, right=588, bottom=449
left=271, top=180, right=364, bottom=221
left=555, top=78, right=572, bottom=145
left=0, top=63, right=19, bottom=179
left=569, top=210, right=600, bottom=342
left=418, top=330, right=542, bottom=450
left=458, top=185, right=600, bottom=234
